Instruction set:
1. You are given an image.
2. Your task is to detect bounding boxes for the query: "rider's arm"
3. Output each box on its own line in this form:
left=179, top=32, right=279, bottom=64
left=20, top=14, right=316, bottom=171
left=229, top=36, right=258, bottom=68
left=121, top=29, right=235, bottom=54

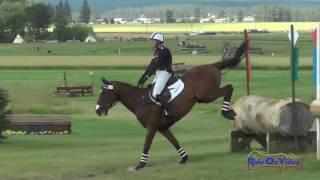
left=138, top=58, right=156, bottom=86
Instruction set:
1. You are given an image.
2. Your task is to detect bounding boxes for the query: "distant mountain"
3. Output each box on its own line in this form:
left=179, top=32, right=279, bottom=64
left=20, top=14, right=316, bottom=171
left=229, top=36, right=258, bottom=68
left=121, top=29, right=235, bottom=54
left=41, top=0, right=320, bottom=11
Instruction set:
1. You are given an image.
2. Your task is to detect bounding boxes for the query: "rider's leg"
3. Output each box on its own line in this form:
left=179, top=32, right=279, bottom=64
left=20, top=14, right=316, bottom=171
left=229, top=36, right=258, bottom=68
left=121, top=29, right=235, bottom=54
left=152, top=71, right=175, bottom=121
left=157, top=94, right=176, bottom=117
left=152, top=70, right=171, bottom=99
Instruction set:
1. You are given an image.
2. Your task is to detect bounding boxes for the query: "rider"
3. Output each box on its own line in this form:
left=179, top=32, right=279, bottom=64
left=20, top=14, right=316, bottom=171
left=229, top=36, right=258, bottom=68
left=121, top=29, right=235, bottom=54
left=137, top=32, right=175, bottom=119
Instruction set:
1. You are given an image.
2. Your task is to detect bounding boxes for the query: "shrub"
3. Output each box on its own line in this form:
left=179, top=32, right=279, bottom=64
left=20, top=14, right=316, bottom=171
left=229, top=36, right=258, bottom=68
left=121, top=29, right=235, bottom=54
left=0, top=89, right=11, bottom=141
left=54, top=25, right=94, bottom=42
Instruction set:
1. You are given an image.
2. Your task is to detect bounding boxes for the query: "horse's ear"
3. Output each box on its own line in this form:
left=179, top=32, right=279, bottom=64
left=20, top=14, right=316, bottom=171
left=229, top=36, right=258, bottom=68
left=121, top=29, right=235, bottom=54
left=101, top=77, right=110, bottom=85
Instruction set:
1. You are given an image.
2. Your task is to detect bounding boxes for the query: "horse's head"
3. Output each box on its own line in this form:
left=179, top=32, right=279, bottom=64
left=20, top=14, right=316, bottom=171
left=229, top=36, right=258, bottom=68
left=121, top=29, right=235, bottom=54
left=95, top=77, right=119, bottom=116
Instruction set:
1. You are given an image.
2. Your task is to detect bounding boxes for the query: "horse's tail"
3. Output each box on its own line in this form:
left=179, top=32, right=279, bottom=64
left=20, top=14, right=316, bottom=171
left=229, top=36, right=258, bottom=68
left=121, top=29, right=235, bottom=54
left=213, top=41, right=248, bottom=70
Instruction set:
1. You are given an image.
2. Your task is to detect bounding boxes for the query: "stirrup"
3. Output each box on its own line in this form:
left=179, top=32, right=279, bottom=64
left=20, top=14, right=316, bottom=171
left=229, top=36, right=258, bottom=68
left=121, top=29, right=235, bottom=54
left=142, top=95, right=154, bottom=105
left=164, top=107, right=176, bottom=117
left=143, top=94, right=162, bottom=106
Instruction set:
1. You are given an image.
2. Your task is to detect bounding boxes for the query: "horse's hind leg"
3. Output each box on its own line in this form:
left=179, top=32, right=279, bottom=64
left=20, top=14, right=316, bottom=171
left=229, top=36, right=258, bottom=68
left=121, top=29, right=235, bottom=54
left=214, top=84, right=236, bottom=120
left=160, top=129, right=188, bottom=164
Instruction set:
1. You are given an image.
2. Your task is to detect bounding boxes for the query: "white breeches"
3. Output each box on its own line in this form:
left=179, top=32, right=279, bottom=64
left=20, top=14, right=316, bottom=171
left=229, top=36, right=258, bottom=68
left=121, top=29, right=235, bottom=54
left=152, top=70, right=171, bottom=98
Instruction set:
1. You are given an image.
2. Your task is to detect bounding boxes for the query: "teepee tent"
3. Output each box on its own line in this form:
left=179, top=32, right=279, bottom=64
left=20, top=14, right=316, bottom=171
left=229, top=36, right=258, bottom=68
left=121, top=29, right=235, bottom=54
left=13, top=34, right=25, bottom=44
left=85, top=34, right=97, bottom=43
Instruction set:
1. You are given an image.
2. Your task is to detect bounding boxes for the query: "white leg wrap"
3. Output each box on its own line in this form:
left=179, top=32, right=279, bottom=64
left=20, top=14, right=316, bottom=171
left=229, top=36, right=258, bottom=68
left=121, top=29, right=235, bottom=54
left=140, top=153, right=148, bottom=163
left=222, top=101, right=230, bottom=111
left=177, top=148, right=188, bottom=158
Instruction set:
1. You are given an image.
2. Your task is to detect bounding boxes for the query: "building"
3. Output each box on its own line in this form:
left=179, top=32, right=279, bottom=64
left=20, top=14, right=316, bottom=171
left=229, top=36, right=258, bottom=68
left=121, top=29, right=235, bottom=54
left=214, top=17, right=229, bottom=23
left=243, top=16, right=255, bottom=22
left=135, top=16, right=151, bottom=24
left=200, top=18, right=211, bottom=23
left=114, top=18, right=127, bottom=24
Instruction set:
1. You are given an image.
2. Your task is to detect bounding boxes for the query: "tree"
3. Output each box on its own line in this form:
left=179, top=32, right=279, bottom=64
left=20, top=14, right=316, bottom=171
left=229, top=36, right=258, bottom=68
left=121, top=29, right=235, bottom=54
left=193, top=8, right=200, bottom=23
left=54, top=25, right=94, bottom=42
left=165, top=10, right=175, bottom=23
left=218, top=10, right=226, bottom=18
left=0, top=1, right=27, bottom=35
left=26, top=3, right=52, bottom=39
left=55, top=1, right=68, bottom=41
left=80, top=0, right=91, bottom=24
left=0, top=89, right=10, bottom=141
left=282, top=7, right=292, bottom=22
left=0, top=0, right=26, bottom=3
left=64, top=0, right=72, bottom=23
left=55, top=1, right=68, bottom=27
left=237, top=10, right=244, bottom=22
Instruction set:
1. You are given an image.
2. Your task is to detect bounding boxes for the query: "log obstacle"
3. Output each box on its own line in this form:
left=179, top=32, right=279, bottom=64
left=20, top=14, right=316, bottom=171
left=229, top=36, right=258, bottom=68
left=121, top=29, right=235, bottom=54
left=310, top=100, right=320, bottom=160
left=55, top=72, right=94, bottom=97
left=230, top=95, right=316, bottom=153
left=7, top=115, right=71, bottom=134
left=56, top=85, right=93, bottom=96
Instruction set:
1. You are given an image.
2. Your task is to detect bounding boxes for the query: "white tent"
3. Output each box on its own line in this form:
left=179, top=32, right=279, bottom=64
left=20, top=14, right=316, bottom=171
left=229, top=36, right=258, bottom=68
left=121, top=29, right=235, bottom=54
left=85, top=35, right=97, bottom=43
left=13, top=34, right=25, bottom=44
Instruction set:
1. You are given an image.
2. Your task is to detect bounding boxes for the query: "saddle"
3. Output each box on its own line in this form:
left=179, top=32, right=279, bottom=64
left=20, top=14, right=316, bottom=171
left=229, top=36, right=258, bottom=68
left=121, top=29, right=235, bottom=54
left=147, top=75, right=185, bottom=106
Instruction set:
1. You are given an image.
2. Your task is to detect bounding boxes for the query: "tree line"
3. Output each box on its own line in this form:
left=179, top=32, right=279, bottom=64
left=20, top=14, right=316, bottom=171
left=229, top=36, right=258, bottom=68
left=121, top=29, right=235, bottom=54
left=0, top=0, right=93, bottom=42
left=104, top=4, right=320, bottom=23
left=1, top=0, right=320, bottom=42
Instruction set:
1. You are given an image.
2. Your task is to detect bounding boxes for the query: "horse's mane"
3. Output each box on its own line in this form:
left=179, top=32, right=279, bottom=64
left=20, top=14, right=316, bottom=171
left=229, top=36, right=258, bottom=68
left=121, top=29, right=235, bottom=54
left=112, top=81, right=149, bottom=94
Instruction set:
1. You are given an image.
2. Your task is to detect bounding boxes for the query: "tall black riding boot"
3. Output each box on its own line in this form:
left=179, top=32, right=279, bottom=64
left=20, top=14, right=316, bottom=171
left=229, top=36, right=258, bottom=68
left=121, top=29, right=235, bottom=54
left=156, top=95, right=176, bottom=124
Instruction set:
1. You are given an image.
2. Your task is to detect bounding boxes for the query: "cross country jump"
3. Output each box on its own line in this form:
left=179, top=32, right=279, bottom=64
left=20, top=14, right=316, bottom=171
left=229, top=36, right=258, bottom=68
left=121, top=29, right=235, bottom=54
left=96, top=41, right=248, bottom=170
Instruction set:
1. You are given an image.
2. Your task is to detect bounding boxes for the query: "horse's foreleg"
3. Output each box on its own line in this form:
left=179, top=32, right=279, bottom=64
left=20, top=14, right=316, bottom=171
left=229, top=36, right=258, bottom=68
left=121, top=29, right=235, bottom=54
left=215, top=84, right=236, bottom=120
left=135, top=128, right=157, bottom=170
left=160, top=129, right=188, bottom=164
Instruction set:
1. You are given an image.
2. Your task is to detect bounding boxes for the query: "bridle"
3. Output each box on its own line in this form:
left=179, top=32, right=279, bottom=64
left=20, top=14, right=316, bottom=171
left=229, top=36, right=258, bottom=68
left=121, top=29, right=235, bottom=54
left=101, top=84, right=119, bottom=108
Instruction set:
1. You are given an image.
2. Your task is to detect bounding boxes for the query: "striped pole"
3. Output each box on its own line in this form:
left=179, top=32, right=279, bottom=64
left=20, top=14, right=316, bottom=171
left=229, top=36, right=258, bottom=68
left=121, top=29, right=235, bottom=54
left=317, top=22, right=320, bottom=160
left=244, top=29, right=251, bottom=95
left=290, top=25, right=298, bottom=151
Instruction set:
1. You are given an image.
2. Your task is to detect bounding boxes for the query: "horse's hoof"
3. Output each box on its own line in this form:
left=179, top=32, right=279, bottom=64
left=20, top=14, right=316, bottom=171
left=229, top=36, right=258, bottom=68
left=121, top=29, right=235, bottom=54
left=135, top=162, right=146, bottom=170
left=179, top=155, right=188, bottom=164
left=228, top=110, right=236, bottom=120
left=222, top=110, right=236, bottom=120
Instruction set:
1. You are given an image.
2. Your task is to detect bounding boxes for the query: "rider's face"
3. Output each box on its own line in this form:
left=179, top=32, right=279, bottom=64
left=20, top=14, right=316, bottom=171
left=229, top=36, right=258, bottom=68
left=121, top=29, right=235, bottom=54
left=151, top=40, right=160, bottom=49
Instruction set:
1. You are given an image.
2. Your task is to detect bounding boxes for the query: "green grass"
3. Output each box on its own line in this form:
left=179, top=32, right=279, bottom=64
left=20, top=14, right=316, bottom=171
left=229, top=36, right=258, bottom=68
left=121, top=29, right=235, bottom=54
left=0, top=32, right=315, bottom=57
left=0, top=69, right=319, bottom=180
left=0, top=55, right=314, bottom=70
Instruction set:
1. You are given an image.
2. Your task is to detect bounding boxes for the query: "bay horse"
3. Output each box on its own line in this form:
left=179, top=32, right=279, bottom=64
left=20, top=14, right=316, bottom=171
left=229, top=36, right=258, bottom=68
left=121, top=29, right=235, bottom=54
left=96, top=41, right=247, bottom=170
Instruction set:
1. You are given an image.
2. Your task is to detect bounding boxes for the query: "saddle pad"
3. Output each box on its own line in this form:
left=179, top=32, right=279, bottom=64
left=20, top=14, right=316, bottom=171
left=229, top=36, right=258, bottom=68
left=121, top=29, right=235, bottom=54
left=148, top=79, right=185, bottom=105
left=168, top=78, right=184, bottom=102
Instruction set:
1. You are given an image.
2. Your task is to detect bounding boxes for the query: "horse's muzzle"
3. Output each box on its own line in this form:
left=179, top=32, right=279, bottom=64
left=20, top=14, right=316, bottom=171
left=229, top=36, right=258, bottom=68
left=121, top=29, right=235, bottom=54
left=95, top=105, right=108, bottom=117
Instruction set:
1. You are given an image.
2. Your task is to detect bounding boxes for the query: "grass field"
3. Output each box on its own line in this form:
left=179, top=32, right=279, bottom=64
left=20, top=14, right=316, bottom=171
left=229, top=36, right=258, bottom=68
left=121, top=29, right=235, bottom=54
left=0, top=32, right=316, bottom=70
left=0, top=32, right=315, bottom=57
left=0, top=69, right=319, bottom=180
left=0, top=32, right=320, bottom=179
left=90, top=22, right=319, bottom=33
left=0, top=56, right=314, bottom=70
